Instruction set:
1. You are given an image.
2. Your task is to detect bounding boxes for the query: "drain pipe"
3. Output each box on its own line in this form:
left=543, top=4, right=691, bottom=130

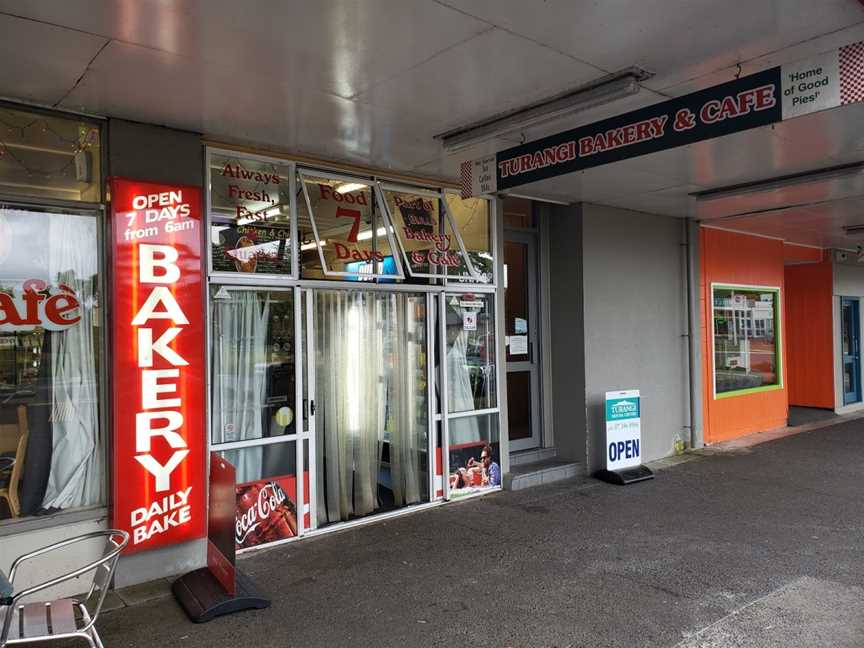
left=683, top=219, right=704, bottom=449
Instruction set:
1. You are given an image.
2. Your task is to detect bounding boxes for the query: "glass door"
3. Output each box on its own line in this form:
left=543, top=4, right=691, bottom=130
left=503, top=230, right=541, bottom=451
left=842, top=297, right=861, bottom=405
left=210, top=286, right=306, bottom=550
left=308, top=289, right=430, bottom=528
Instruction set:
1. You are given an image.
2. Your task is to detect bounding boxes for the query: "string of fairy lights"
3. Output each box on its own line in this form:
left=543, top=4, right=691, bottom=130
left=0, top=110, right=99, bottom=180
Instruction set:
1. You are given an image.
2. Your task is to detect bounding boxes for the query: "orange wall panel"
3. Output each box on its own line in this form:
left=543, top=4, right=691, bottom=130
left=785, top=259, right=834, bottom=408
left=700, top=228, right=789, bottom=443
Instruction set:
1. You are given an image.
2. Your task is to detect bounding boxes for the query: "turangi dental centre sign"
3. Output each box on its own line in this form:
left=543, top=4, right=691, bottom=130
left=461, top=40, right=864, bottom=197
left=111, top=178, right=206, bottom=553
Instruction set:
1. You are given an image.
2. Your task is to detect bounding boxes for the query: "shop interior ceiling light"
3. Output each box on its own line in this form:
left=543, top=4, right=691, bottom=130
left=336, top=182, right=366, bottom=194
left=434, top=67, right=650, bottom=152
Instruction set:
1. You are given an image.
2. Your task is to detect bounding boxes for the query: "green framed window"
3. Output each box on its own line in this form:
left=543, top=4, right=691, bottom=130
left=712, top=285, right=782, bottom=398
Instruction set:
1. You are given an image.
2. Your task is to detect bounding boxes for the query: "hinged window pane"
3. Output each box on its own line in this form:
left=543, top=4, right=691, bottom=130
left=298, top=170, right=403, bottom=280
left=382, top=187, right=477, bottom=281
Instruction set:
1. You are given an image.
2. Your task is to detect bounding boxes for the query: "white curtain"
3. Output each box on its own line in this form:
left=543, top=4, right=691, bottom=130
left=315, top=291, right=382, bottom=523
left=42, top=214, right=102, bottom=510
left=212, top=292, right=270, bottom=484
left=447, top=324, right=480, bottom=445
left=387, top=294, right=422, bottom=507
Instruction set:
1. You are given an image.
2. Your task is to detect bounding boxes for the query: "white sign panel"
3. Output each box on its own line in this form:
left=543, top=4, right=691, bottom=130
left=781, top=50, right=841, bottom=120
left=460, top=155, right=497, bottom=198
left=605, top=389, right=641, bottom=471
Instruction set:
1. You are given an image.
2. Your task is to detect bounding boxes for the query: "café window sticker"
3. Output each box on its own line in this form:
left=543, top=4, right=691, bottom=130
left=381, top=185, right=480, bottom=281
left=298, top=169, right=404, bottom=280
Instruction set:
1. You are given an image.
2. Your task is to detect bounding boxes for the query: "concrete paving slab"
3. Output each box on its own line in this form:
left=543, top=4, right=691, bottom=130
left=96, top=417, right=864, bottom=647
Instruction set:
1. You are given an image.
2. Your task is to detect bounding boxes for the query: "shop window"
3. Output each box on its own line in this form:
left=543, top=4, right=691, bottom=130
left=298, top=171, right=403, bottom=280
left=382, top=187, right=478, bottom=281
left=0, top=206, right=104, bottom=525
left=445, top=193, right=493, bottom=283
left=445, top=293, right=497, bottom=412
left=712, top=286, right=781, bottom=396
left=210, top=289, right=297, bottom=448
left=208, top=151, right=293, bottom=275
left=0, top=106, right=101, bottom=203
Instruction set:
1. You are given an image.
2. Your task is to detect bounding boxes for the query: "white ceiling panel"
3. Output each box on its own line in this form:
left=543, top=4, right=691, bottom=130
left=0, top=13, right=106, bottom=106
left=354, top=28, right=603, bottom=132
left=0, top=0, right=491, bottom=100
left=435, top=0, right=864, bottom=93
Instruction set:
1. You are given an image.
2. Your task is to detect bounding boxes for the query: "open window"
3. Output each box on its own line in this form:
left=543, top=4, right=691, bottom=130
left=381, top=184, right=482, bottom=282
left=298, top=170, right=404, bottom=280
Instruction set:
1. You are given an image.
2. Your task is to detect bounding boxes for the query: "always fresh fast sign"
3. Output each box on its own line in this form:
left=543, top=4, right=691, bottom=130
left=111, top=178, right=206, bottom=553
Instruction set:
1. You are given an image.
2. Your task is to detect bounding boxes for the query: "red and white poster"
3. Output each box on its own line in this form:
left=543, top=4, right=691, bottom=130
left=110, top=177, right=207, bottom=553
left=235, top=473, right=310, bottom=550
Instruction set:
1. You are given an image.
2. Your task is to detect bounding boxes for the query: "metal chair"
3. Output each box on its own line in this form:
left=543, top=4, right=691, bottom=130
left=0, top=529, right=129, bottom=648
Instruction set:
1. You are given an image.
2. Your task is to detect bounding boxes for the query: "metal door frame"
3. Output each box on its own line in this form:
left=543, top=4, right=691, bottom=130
left=503, top=229, right=542, bottom=452
left=841, top=297, right=861, bottom=406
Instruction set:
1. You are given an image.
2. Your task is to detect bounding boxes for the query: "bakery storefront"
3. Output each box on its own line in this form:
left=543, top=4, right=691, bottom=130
left=0, top=105, right=105, bottom=535
left=207, top=147, right=502, bottom=550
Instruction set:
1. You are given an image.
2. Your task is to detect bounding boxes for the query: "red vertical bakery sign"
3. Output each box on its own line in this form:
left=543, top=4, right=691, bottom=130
left=111, top=177, right=206, bottom=553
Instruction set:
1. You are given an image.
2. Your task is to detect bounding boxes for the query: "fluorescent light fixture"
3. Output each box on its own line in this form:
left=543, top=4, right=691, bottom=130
left=693, top=162, right=864, bottom=202
left=434, top=67, right=649, bottom=152
left=356, top=226, right=388, bottom=241
left=336, top=182, right=366, bottom=194
left=844, top=224, right=864, bottom=236
left=301, top=241, right=326, bottom=251
left=235, top=205, right=282, bottom=226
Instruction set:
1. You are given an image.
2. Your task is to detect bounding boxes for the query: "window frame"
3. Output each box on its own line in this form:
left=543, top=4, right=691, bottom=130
left=0, top=200, right=109, bottom=535
left=711, top=283, right=783, bottom=399
left=206, top=147, right=299, bottom=281
left=297, top=168, right=405, bottom=281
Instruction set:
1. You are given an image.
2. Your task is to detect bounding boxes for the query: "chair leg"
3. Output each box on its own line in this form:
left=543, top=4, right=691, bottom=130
left=8, top=489, right=19, bottom=518
left=91, top=627, right=106, bottom=648
left=77, top=630, right=97, bottom=648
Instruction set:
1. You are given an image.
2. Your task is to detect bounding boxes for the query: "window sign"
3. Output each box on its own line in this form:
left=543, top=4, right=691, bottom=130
left=712, top=285, right=782, bottom=397
left=382, top=186, right=478, bottom=280
left=298, top=170, right=403, bottom=280
left=208, top=151, right=293, bottom=275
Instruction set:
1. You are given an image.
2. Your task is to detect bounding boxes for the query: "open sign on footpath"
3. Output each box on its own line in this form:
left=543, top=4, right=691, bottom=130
left=605, top=390, right=642, bottom=471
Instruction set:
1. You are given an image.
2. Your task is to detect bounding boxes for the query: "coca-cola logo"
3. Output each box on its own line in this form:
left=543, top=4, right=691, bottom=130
left=235, top=482, right=287, bottom=545
left=0, top=279, right=82, bottom=332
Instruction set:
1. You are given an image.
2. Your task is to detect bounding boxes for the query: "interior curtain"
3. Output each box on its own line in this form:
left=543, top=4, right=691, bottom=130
left=315, top=291, right=382, bottom=524
left=388, top=294, right=421, bottom=507
left=212, top=291, right=270, bottom=484
left=42, top=213, right=101, bottom=510
left=447, top=316, right=480, bottom=445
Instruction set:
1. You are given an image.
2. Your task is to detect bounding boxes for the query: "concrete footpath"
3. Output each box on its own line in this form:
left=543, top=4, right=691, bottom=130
left=98, top=419, right=864, bottom=647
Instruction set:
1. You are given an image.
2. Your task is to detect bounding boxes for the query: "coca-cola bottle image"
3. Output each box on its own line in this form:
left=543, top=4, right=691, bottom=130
left=235, top=482, right=263, bottom=549
left=255, top=482, right=297, bottom=544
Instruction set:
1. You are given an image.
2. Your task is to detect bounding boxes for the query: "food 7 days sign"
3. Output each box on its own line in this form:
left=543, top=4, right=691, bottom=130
left=111, top=178, right=206, bottom=553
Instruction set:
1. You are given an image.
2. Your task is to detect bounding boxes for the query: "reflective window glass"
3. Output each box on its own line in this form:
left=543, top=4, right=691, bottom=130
left=211, top=290, right=297, bottom=445
left=209, top=152, right=292, bottom=274
left=713, top=287, right=780, bottom=395
left=445, top=293, right=496, bottom=412
left=299, top=173, right=402, bottom=280
left=0, top=207, right=103, bottom=524
left=445, top=194, right=492, bottom=283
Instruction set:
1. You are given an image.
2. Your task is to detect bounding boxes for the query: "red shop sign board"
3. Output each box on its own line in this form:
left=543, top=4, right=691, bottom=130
left=110, top=177, right=206, bottom=553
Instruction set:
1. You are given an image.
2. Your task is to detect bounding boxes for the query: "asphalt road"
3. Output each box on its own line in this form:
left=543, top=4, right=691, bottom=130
left=98, top=419, right=864, bottom=647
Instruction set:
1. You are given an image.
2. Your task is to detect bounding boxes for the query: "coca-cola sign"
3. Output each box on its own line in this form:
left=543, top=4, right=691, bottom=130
left=235, top=478, right=298, bottom=550
left=0, top=279, right=82, bottom=332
